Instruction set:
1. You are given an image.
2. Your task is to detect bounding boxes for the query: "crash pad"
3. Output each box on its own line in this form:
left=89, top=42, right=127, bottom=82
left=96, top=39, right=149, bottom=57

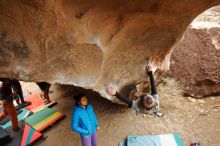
left=0, top=109, right=22, bottom=125
left=15, top=101, right=32, bottom=110
left=119, top=139, right=127, bottom=146
left=4, top=121, right=42, bottom=146
left=21, top=124, right=43, bottom=146
left=24, top=107, right=64, bottom=132
left=0, top=126, right=11, bottom=145
left=24, top=94, right=57, bottom=112
left=119, top=133, right=184, bottom=146
left=1, top=108, right=32, bottom=129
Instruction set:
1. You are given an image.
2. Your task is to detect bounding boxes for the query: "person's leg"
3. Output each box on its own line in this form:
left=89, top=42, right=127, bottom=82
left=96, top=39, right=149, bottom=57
left=18, top=91, right=25, bottom=103
left=0, top=103, right=7, bottom=121
left=0, top=111, right=7, bottom=121
left=16, top=81, right=25, bottom=103
left=14, top=94, right=20, bottom=104
left=43, top=84, right=51, bottom=104
left=11, top=79, right=25, bottom=103
left=81, top=136, right=92, bottom=146
left=91, top=131, right=97, bottom=146
left=6, top=102, right=18, bottom=129
left=37, top=82, right=51, bottom=104
left=14, top=91, right=25, bottom=104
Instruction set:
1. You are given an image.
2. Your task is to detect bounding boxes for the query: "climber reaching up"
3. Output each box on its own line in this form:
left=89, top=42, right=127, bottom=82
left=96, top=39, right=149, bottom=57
left=106, top=65, right=163, bottom=117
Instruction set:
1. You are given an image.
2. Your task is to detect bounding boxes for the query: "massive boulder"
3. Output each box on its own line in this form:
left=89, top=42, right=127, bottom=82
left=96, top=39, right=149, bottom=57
left=0, top=0, right=220, bottom=100
left=168, top=6, right=220, bottom=98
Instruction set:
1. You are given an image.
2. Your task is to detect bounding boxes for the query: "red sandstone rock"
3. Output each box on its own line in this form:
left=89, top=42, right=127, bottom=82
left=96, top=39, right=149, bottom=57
left=168, top=28, right=220, bottom=98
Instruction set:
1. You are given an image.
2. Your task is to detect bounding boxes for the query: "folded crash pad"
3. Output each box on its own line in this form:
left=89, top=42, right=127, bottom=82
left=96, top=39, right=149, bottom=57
left=21, top=124, right=43, bottom=146
left=1, top=108, right=32, bottom=129
left=24, top=107, right=64, bottom=132
left=119, top=139, right=127, bottom=146
left=15, top=101, right=32, bottom=110
left=0, top=109, right=22, bottom=125
left=0, top=126, right=11, bottom=145
left=24, top=94, right=57, bottom=112
left=119, top=133, right=184, bottom=146
left=5, top=121, right=42, bottom=146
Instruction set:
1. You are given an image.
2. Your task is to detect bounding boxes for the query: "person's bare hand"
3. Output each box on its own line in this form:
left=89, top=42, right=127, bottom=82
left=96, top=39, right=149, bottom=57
left=146, top=65, right=152, bottom=72
left=106, top=87, right=116, bottom=96
left=96, top=126, right=100, bottom=131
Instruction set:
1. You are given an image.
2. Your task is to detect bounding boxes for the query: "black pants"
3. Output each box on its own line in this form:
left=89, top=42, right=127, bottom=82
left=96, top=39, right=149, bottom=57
left=11, top=79, right=24, bottom=103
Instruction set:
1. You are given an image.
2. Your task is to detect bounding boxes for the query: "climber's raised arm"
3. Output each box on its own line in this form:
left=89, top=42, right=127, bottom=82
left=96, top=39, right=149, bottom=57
left=146, top=66, right=157, bottom=95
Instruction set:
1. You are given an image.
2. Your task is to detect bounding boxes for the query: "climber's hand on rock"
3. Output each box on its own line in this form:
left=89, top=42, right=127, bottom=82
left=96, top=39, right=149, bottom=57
left=146, top=65, right=152, bottom=72
left=106, top=87, right=116, bottom=96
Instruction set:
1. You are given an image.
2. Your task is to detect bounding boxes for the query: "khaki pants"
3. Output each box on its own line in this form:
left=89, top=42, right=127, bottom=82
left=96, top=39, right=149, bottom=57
left=0, top=101, right=18, bottom=129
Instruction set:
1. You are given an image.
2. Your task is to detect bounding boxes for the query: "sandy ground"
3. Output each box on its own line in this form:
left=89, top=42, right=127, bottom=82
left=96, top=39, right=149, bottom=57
left=18, top=78, right=220, bottom=146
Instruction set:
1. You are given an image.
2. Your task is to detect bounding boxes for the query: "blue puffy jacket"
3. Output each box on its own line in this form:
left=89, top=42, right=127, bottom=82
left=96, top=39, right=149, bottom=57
left=72, top=104, right=99, bottom=137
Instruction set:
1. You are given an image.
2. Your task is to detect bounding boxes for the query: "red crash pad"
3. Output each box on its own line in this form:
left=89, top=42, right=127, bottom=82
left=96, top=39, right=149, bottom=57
left=24, top=94, right=56, bottom=112
left=21, top=124, right=43, bottom=146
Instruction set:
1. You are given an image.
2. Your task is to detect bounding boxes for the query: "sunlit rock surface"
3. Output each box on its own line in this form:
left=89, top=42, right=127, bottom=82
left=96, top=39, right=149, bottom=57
left=0, top=0, right=220, bottom=100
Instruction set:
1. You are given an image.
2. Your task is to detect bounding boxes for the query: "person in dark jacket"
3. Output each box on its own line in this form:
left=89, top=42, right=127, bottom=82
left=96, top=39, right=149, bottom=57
left=0, top=78, right=19, bottom=130
left=72, top=93, right=99, bottom=146
left=36, top=82, right=51, bottom=105
left=106, top=65, right=163, bottom=117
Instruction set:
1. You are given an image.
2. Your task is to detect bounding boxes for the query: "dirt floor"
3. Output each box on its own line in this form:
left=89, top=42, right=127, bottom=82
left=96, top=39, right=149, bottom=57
left=19, top=78, right=220, bottom=146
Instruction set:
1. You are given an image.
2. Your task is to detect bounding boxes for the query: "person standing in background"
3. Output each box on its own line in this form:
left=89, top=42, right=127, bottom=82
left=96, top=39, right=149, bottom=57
left=36, top=82, right=51, bottom=105
left=0, top=78, right=19, bottom=130
left=72, top=93, right=100, bottom=146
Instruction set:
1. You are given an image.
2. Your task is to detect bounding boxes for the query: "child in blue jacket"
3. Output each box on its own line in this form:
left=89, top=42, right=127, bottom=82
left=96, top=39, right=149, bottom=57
left=72, top=93, right=100, bottom=146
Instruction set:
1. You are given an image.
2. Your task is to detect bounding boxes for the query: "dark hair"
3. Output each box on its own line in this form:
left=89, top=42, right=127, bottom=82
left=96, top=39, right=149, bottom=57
left=73, top=93, right=86, bottom=105
left=146, top=96, right=153, bottom=104
left=140, top=94, right=153, bottom=109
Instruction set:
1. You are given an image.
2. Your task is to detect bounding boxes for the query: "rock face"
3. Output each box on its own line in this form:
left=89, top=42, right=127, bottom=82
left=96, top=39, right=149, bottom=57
left=168, top=6, right=220, bottom=98
left=0, top=0, right=220, bottom=100
left=168, top=28, right=220, bottom=98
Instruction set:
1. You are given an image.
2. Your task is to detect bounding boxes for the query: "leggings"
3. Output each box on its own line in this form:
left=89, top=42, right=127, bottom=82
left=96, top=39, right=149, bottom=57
left=81, top=131, right=97, bottom=146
